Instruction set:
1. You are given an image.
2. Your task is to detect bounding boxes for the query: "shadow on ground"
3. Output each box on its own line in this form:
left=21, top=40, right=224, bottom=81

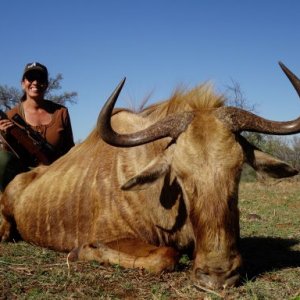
left=240, top=237, right=300, bottom=280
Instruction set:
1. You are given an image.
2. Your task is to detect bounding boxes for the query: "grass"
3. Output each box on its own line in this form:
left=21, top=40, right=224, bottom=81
left=0, top=180, right=300, bottom=299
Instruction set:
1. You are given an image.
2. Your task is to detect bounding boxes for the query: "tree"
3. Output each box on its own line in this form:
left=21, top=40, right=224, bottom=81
left=0, top=73, right=77, bottom=111
left=0, top=85, right=21, bottom=110
left=225, top=79, right=256, bottom=113
left=225, top=79, right=266, bottom=147
left=291, top=136, right=300, bottom=170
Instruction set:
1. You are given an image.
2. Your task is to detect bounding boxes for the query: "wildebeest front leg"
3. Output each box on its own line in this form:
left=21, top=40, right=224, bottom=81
left=68, top=239, right=179, bottom=273
left=0, top=214, right=18, bottom=242
left=0, top=217, right=11, bottom=241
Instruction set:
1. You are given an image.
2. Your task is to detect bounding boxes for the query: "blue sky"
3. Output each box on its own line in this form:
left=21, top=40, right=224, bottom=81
left=1, top=1, right=300, bottom=142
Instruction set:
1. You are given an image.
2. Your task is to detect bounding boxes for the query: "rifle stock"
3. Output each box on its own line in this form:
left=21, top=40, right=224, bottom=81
left=0, top=110, right=57, bottom=167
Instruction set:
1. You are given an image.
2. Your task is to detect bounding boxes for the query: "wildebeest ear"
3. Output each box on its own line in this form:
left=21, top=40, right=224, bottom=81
left=250, top=149, right=298, bottom=178
left=240, top=136, right=299, bottom=178
left=121, top=146, right=175, bottom=191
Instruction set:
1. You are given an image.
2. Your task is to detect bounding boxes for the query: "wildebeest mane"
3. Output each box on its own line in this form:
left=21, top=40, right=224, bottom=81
left=139, top=83, right=225, bottom=119
left=85, top=83, right=225, bottom=145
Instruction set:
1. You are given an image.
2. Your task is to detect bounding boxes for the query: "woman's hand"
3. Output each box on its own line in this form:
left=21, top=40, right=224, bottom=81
left=0, top=119, right=14, bottom=132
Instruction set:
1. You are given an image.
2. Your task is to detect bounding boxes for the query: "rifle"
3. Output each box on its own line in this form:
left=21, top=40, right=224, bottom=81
left=0, top=110, right=57, bottom=167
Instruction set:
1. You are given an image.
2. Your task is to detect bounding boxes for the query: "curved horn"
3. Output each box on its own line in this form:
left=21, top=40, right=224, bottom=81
left=216, top=62, right=300, bottom=135
left=97, top=79, right=195, bottom=147
left=279, top=61, right=300, bottom=98
left=96, top=77, right=126, bottom=141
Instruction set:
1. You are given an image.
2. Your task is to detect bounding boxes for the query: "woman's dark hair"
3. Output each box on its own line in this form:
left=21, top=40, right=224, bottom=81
left=20, top=92, right=26, bottom=102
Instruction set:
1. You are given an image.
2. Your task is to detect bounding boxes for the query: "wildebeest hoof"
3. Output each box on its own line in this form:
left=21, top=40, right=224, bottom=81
left=68, top=242, right=102, bottom=262
left=68, top=247, right=80, bottom=262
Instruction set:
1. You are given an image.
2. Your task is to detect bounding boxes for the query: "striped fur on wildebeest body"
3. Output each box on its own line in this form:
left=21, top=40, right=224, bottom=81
left=1, top=62, right=300, bottom=289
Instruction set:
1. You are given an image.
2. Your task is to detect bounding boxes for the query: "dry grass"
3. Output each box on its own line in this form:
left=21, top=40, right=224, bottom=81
left=1, top=181, right=300, bottom=299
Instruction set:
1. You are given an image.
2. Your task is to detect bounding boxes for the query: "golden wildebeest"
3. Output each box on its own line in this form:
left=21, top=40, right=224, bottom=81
left=0, top=62, right=299, bottom=289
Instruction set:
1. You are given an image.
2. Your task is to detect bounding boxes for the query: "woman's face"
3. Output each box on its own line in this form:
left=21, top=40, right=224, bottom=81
left=22, top=71, right=48, bottom=100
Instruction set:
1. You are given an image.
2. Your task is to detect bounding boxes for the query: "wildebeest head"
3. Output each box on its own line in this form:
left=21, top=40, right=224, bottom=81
left=97, top=62, right=299, bottom=289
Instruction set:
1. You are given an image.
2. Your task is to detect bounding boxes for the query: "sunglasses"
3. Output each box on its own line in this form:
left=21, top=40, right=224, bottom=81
left=24, top=72, right=48, bottom=84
